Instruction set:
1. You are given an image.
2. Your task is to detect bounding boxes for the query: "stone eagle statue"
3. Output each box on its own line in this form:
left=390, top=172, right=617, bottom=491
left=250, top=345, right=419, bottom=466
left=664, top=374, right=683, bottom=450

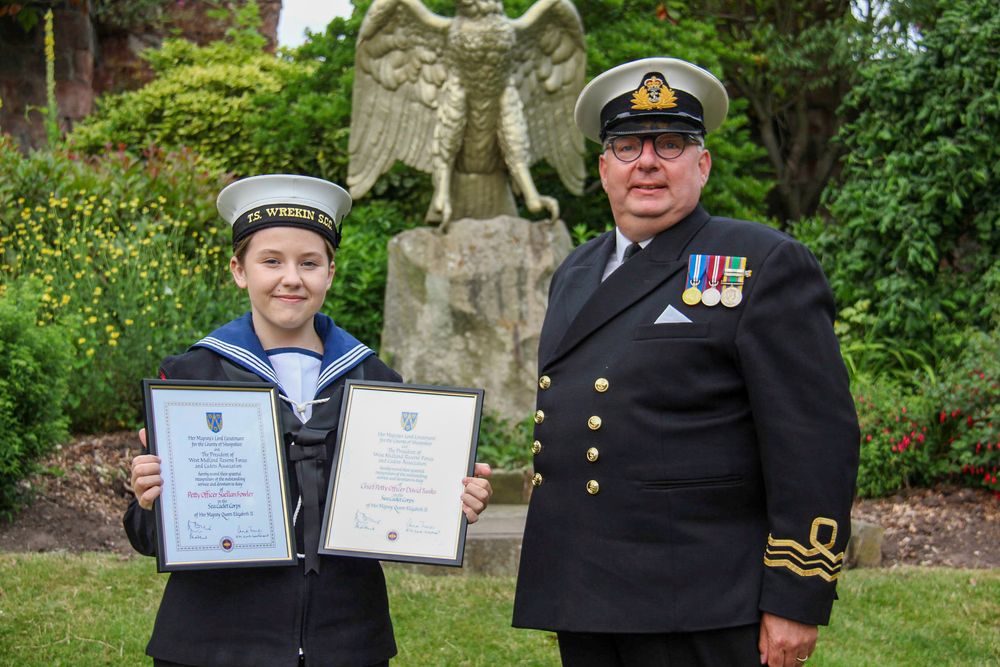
left=347, top=0, right=586, bottom=226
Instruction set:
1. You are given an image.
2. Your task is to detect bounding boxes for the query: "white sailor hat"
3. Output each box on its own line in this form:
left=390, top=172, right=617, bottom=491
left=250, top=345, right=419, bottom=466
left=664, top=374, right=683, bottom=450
left=216, top=174, right=352, bottom=249
left=574, top=57, right=729, bottom=144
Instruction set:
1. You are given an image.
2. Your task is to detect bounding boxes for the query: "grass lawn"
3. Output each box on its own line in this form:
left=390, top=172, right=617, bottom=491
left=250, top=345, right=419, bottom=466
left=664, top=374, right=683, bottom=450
left=0, top=553, right=997, bottom=666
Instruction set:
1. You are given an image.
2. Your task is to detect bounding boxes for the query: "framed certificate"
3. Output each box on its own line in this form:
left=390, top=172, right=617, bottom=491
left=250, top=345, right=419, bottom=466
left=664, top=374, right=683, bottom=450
left=319, top=380, right=484, bottom=566
left=142, top=379, right=296, bottom=572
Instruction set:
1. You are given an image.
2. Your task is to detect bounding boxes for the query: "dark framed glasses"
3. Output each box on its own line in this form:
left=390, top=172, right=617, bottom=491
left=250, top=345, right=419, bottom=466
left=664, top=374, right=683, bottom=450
left=604, top=132, right=703, bottom=163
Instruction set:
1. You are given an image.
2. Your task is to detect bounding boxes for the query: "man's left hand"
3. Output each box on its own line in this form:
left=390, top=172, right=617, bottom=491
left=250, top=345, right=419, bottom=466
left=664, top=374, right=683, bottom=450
left=758, top=612, right=817, bottom=667
left=461, top=463, right=493, bottom=523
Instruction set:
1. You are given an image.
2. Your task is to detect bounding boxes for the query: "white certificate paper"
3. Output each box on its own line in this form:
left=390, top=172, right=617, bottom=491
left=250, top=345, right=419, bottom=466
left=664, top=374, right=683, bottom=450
left=143, top=380, right=296, bottom=571
left=319, top=381, right=483, bottom=566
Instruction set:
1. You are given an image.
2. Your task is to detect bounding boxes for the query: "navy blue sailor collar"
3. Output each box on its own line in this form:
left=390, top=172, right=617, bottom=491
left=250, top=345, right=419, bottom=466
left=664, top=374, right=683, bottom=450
left=192, top=312, right=373, bottom=397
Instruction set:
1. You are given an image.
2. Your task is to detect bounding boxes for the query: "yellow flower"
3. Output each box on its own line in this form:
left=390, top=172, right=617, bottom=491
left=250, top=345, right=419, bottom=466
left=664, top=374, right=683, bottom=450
left=86, top=348, right=95, bottom=357
left=87, top=315, right=97, bottom=324
left=125, top=319, right=134, bottom=326
left=77, top=337, right=86, bottom=345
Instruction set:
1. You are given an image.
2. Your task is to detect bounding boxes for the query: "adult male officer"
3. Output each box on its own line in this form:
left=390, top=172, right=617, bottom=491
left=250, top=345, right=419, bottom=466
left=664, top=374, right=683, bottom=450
left=512, top=58, right=860, bottom=667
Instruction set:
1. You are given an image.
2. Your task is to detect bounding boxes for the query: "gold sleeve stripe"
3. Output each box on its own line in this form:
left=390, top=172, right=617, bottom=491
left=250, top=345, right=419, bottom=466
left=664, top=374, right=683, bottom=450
left=763, top=517, right=845, bottom=581
left=763, top=547, right=842, bottom=574
left=763, top=557, right=841, bottom=582
left=766, top=536, right=845, bottom=564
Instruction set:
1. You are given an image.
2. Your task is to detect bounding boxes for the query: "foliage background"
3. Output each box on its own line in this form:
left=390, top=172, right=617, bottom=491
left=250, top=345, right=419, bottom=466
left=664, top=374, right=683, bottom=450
left=1, top=0, right=999, bottom=508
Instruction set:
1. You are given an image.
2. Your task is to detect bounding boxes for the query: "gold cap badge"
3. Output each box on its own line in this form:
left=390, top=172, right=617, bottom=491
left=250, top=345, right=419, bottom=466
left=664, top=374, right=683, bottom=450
left=630, top=75, right=678, bottom=111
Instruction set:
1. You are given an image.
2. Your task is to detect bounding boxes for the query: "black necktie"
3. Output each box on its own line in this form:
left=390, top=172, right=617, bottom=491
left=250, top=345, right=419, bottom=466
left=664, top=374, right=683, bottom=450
left=623, top=242, right=643, bottom=262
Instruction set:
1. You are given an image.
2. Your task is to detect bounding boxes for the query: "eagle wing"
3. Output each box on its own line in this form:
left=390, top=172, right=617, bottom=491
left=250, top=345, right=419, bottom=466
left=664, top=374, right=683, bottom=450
left=511, top=0, right=587, bottom=195
left=348, top=0, right=451, bottom=199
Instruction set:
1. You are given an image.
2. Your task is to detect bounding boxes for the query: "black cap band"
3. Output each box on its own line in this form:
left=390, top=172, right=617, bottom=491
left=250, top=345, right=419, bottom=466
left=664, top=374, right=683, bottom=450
left=232, top=203, right=342, bottom=249
left=599, top=71, right=706, bottom=140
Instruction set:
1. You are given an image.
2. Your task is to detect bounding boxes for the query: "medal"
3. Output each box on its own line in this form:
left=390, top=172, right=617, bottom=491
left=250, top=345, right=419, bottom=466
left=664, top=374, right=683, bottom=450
left=701, top=254, right=724, bottom=307
left=721, top=256, right=748, bottom=308
left=682, top=254, right=706, bottom=306
left=720, top=285, right=742, bottom=307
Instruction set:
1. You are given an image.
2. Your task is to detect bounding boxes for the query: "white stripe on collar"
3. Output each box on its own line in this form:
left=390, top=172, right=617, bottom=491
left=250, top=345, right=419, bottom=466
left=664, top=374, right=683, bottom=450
left=197, top=336, right=281, bottom=386
left=316, top=343, right=371, bottom=391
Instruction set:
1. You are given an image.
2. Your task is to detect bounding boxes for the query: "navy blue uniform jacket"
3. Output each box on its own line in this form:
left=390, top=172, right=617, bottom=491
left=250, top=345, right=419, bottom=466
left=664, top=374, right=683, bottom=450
left=512, top=205, right=860, bottom=633
left=124, top=341, right=400, bottom=667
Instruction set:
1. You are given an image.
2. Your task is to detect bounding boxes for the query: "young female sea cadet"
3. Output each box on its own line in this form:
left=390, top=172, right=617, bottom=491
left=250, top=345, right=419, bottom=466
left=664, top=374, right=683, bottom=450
left=125, top=174, right=493, bottom=667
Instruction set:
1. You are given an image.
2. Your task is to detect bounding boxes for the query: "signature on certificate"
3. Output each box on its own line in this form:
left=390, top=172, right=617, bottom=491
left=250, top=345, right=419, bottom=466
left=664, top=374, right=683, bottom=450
left=187, top=520, right=211, bottom=539
left=354, top=510, right=381, bottom=531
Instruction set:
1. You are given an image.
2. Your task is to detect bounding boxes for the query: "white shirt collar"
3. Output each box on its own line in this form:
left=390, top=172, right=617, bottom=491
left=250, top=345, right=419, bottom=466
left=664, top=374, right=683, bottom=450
left=614, top=227, right=654, bottom=263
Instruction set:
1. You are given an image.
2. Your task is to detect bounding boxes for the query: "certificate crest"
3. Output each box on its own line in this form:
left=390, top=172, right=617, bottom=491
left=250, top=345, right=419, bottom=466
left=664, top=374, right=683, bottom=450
left=206, top=412, right=223, bottom=433
left=400, top=411, right=418, bottom=432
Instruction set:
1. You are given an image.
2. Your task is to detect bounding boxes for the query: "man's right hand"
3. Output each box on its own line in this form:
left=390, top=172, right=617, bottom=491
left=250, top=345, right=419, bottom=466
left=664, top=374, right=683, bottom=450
left=130, top=428, right=162, bottom=510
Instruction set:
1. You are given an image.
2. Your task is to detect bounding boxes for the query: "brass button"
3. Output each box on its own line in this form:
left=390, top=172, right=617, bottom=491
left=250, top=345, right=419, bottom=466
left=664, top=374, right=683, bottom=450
left=534, top=409, right=545, bottom=424
left=532, top=440, right=542, bottom=455
left=594, top=377, right=609, bottom=393
left=586, top=479, right=600, bottom=495
left=531, top=472, right=543, bottom=487
left=586, top=447, right=599, bottom=462
left=539, top=375, right=551, bottom=390
left=587, top=415, right=602, bottom=430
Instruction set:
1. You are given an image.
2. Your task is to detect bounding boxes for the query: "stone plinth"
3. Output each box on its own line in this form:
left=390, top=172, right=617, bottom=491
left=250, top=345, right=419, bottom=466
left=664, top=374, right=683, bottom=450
left=846, top=519, right=884, bottom=569
left=381, top=217, right=572, bottom=422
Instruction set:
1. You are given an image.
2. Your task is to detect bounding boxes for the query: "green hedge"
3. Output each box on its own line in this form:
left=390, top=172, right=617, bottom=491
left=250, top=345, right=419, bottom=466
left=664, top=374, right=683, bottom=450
left=0, top=282, right=72, bottom=516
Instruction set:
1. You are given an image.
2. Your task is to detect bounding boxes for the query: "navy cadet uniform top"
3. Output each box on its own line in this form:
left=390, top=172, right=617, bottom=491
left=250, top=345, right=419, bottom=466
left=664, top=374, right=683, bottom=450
left=124, top=312, right=399, bottom=667
left=512, top=204, right=860, bottom=633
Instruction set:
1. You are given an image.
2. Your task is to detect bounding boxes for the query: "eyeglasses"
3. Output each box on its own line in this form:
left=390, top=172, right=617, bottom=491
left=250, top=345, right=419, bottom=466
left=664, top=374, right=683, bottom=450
left=604, top=133, right=703, bottom=163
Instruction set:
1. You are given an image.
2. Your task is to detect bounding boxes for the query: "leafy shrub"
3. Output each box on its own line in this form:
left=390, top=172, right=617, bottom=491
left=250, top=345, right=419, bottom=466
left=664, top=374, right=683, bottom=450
left=853, top=376, right=936, bottom=498
left=0, top=138, right=240, bottom=431
left=820, top=0, right=1000, bottom=357
left=0, top=281, right=72, bottom=516
left=834, top=298, right=941, bottom=390
left=70, top=39, right=306, bottom=176
left=852, top=308, right=999, bottom=498
left=928, top=328, right=1000, bottom=495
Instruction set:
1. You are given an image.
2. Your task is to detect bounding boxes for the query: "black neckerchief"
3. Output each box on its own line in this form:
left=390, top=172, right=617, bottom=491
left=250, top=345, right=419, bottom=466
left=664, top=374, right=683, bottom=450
left=220, top=358, right=365, bottom=575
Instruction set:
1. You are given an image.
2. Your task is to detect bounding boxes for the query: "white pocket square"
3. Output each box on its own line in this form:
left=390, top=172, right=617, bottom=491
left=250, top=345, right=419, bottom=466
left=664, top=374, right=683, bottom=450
left=654, top=304, right=693, bottom=324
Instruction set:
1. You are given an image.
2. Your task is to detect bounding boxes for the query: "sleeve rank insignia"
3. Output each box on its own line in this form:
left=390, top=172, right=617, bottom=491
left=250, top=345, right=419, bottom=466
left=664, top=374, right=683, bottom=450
left=763, top=517, right=844, bottom=582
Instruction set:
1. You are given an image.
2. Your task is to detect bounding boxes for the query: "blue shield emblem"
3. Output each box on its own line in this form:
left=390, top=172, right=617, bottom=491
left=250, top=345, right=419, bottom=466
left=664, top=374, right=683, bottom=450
left=400, top=412, right=418, bottom=432
left=206, top=412, right=223, bottom=433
